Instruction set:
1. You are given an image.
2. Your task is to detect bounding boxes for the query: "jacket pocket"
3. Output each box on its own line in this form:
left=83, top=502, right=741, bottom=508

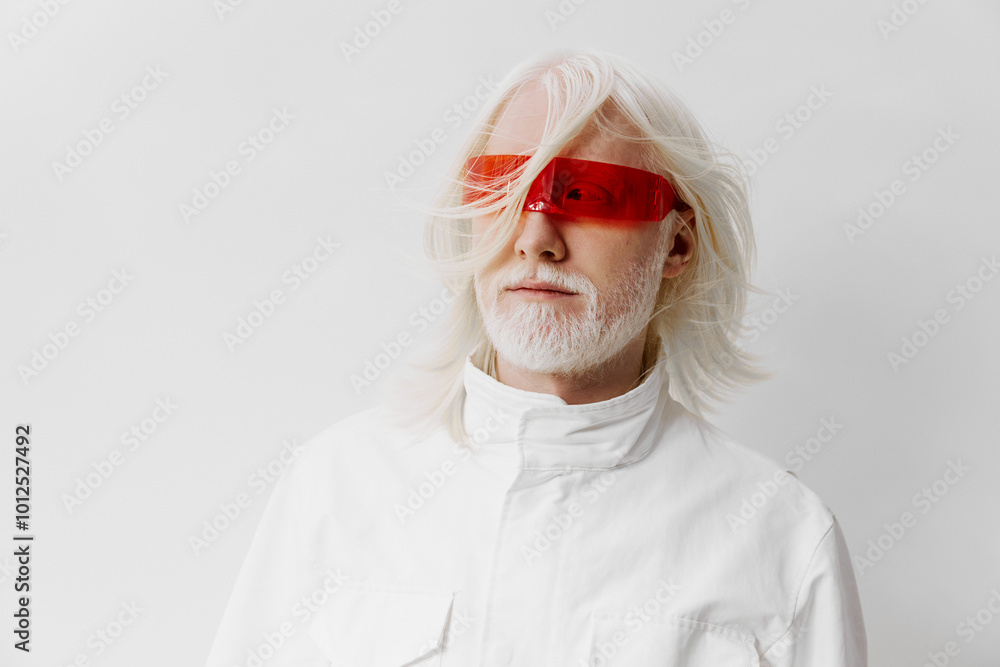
left=587, top=613, right=761, bottom=666
left=306, top=581, right=455, bottom=666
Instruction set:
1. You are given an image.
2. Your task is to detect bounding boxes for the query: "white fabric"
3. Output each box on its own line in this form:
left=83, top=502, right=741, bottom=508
left=205, top=353, right=867, bottom=666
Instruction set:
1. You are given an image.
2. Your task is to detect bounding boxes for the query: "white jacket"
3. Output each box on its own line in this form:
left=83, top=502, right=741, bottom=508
left=206, top=354, right=867, bottom=666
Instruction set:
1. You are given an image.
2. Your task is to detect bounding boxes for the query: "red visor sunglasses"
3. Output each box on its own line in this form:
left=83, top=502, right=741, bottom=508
left=462, top=154, right=678, bottom=222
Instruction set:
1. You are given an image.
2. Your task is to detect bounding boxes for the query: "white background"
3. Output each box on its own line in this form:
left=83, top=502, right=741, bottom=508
left=1, top=0, right=998, bottom=665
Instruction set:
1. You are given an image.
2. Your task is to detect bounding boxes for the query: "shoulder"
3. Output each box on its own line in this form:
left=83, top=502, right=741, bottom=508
left=656, top=405, right=852, bottom=636
left=662, top=403, right=837, bottom=551
left=284, top=404, right=447, bottom=497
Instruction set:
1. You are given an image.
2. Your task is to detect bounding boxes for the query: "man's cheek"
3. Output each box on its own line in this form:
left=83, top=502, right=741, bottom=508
left=472, top=277, right=497, bottom=311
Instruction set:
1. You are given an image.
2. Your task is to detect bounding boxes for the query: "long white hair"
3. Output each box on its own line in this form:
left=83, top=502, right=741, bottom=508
left=382, top=48, right=772, bottom=446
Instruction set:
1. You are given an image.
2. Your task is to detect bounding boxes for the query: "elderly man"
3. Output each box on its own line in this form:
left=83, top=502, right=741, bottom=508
left=206, top=49, right=867, bottom=667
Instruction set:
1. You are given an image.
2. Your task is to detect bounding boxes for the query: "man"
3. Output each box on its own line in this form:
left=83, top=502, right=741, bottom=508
left=206, top=49, right=867, bottom=666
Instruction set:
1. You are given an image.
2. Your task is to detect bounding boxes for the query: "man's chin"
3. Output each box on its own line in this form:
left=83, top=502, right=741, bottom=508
left=498, top=292, right=583, bottom=312
left=496, top=350, right=580, bottom=376
left=489, top=321, right=566, bottom=346
left=491, top=301, right=580, bottom=326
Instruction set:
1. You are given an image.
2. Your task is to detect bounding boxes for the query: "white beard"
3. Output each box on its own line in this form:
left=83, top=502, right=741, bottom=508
left=475, top=226, right=672, bottom=378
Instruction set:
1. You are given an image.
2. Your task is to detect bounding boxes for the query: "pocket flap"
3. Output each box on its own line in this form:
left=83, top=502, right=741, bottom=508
left=307, top=582, right=455, bottom=666
left=589, top=613, right=761, bottom=665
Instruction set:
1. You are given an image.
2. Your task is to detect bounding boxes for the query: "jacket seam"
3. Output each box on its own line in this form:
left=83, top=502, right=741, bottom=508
left=759, top=517, right=835, bottom=656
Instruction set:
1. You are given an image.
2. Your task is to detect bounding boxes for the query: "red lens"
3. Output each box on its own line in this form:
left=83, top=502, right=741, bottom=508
left=463, top=154, right=676, bottom=222
left=462, top=154, right=531, bottom=206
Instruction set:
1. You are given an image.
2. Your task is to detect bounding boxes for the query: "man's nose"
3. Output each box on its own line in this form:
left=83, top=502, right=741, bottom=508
left=513, top=210, right=566, bottom=261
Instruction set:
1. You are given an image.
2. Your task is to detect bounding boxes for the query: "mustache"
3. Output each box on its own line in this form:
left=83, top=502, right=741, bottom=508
left=494, top=265, right=595, bottom=296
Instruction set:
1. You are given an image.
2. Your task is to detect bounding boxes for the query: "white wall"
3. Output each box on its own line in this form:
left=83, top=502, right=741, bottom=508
left=1, top=0, right=997, bottom=664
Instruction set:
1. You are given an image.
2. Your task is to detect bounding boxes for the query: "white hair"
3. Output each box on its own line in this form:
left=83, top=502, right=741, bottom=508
left=382, top=47, right=773, bottom=446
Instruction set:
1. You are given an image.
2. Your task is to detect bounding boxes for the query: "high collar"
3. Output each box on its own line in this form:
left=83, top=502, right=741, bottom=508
left=460, top=351, right=673, bottom=471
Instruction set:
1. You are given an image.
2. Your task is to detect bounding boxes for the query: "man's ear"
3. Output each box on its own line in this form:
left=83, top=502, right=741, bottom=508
left=662, top=208, right=696, bottom=279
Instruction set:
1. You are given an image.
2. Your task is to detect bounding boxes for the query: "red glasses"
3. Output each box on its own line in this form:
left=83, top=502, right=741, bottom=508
left=462, top=154, right=678, bottom=222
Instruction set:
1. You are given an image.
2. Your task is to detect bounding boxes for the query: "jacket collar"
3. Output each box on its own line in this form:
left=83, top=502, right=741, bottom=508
left=460, top=350, right=673, bottom=471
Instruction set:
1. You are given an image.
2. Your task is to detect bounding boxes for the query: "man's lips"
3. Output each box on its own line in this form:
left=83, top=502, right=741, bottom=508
left=505, top=287, right=577, bottom=300
left=507, top=280, right=577, bottom=295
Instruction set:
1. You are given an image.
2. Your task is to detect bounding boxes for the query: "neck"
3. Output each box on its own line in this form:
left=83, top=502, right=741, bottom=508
left=488, top=335, right=652, bottom=405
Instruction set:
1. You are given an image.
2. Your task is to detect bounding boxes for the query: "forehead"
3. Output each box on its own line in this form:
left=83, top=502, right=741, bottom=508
left=484, top=81, right=643, bottom=170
